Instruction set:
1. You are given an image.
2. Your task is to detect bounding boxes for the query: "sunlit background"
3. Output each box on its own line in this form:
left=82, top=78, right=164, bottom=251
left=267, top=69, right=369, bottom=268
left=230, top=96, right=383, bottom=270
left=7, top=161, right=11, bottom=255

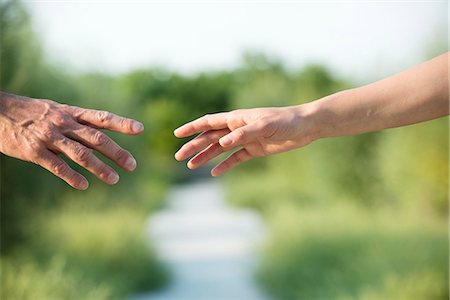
left=1, top=0, right=448, bottom=299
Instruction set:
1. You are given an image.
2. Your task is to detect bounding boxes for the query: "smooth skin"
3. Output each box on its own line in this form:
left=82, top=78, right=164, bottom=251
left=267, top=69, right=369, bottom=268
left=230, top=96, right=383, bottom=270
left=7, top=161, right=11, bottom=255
left=175, top=52, right=449, bottom=176
left=0, top=92, right=144, bottom=190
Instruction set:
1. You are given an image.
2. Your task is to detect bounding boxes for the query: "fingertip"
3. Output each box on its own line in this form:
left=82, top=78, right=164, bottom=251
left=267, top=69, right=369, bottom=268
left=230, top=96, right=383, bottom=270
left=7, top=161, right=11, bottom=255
left=174, top=126, right=188, bottom=138
left=187, top=160, right=195, bottom=170
left=124, top=156, right=137, bottom=171
left=78, top=178, right=89, bottom=190
left=174, top=151, right=183, bottom=161
left=107, top=172, right=120, bottom=185
left=132, top=121, right=144, bottom=134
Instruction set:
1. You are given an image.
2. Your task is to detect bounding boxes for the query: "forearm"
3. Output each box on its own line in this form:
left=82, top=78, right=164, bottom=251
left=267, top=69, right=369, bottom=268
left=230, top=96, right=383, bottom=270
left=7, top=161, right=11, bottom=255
left=307, top=52, right=449, bottom=139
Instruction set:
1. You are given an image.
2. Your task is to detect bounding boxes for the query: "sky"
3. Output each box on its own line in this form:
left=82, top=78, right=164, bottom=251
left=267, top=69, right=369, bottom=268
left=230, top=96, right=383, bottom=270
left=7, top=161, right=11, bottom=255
left=24, top=1, right=447, bottom=82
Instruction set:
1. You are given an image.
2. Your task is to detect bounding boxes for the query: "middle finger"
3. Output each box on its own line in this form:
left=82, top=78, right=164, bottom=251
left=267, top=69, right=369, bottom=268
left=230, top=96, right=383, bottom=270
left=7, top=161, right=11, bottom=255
left=54, top=137, right=120, bottom=185
left=175, top=128, right=230, bottom=161
left=65, top=124, right=136, bottom=171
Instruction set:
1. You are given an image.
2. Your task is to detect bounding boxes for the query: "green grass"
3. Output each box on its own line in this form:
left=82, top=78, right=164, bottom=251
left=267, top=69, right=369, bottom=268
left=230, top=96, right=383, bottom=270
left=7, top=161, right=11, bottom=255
left=256, top=204, right=448, bottom=300
left=1, top=185, right=169, bottom=300
left=1, top=255, right=114, bottom=300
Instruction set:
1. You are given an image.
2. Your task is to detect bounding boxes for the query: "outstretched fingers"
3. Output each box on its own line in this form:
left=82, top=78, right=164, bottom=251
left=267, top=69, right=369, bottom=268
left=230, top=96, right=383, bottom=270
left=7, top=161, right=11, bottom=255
left=175, top=128, right=230, bottom=161
left=174, top=113, right=229, bottom=138
left=36, top=149, right=89, bottom=190
left=72, top=107, right=144, bottom=135
left=66, top=124, right=137, bottom=172
left=187, top=143, right=226, bottom=169
left=54, top=138, right=120, bottom=185
left=218, top=120, right=266, bottom=148
left=211, top=148, right=253, bottom=176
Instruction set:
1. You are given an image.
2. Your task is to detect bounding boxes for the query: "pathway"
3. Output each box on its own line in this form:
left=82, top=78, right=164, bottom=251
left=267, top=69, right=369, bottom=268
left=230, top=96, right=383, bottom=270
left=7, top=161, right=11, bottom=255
left=133, top=179, right=268, bottom=300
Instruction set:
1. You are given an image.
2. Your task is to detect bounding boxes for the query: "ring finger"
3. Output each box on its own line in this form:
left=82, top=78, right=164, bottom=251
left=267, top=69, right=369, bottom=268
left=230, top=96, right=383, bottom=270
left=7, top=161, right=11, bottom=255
left=53, top=136, right=120, bottom=185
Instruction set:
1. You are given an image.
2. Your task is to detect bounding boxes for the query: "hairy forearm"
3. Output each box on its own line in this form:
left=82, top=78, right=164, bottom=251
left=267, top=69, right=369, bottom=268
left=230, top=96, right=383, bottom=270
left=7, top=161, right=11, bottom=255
left=307, top=52, right=449, bottom=139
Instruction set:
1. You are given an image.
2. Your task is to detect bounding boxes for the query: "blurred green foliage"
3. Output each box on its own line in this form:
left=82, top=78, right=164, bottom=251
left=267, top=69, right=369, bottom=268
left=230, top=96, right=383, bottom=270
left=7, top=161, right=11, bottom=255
left=255, top=204, right=448, bottom=300
left=0, top=1, right=171, bottom=298
left=1, top=0, right=448, bottom=299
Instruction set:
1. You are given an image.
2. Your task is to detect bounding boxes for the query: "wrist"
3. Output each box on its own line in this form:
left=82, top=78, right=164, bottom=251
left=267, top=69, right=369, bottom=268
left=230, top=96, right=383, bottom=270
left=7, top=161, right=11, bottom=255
left=291, top=95, right=333, bottom=143
left=300, top=90, right=351, bottom=140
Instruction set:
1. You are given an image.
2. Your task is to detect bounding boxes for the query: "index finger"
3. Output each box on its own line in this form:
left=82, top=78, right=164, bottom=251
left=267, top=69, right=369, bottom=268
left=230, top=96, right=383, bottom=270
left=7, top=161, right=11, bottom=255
left=174, top=113, right=229, bottom=138
left=72, top=107, right=144, bottom=135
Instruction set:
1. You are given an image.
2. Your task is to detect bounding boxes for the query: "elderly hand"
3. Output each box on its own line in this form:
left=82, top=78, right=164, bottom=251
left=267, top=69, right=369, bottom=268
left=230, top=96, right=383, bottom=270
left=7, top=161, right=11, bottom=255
left=0, top=92, right=144, bottom=190
left=174, top=106, right=316, bottom=176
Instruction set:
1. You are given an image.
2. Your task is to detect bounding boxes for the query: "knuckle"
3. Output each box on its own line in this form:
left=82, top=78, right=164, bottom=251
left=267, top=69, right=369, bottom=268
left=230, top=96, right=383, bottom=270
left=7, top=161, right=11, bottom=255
left=29, top=139, right=43, bottom=152
left=70, top=106, right=83, bottom=118
left=234, top=129, right=246, bottom=141
left=120, top=118, right=133, bottom=131
left=41, top=126, right=58, bottom=141
left=205, top=117, right=215, bottom=128
left=115, top=148, right=129, bottom=161
left=92, top=131, right=108, bottom=146
left=28, top=140, right=45, bottom=158
left=221, top=160, right=231, bottom=170
left=74, top=145, right=92, bottom=163
left=233, top=154, right=242, bottom=164
left=51, top=160, right=68, bottom=176
left=96, top=111, right=112, bottom=123
left=53, top=114, right=72, bottom=127
left=259, top=119, right=273, bottom=132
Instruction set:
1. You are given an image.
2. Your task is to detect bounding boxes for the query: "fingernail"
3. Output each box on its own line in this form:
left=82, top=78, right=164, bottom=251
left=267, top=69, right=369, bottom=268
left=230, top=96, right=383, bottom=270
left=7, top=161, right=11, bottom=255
left=107, top=172, right=120, bottom=184
left=79, top=180, right=89, bottom=190
left=132, top=121, right=144, bottom=133
left=220, top=136, right=232, bottom=146
left=125, top=156, right=137, bottom=171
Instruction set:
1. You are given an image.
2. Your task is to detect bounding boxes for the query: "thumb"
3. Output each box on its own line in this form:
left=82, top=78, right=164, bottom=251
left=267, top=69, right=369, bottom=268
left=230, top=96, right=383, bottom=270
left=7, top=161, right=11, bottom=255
left=219, top=121, right=263, bottom=147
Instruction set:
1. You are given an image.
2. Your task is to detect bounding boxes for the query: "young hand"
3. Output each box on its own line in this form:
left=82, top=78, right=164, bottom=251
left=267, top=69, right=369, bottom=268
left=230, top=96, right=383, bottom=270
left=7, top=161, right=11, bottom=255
left=174, top=105, right=316, bottom=176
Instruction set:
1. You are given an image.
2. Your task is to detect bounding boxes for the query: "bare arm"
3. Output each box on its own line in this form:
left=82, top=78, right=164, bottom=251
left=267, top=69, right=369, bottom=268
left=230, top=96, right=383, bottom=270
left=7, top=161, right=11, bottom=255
left=174, top=52, right=449, bottom=176
left=0, top=92, right=144, bottom=190
left=312, top=52, right=449, bottom=138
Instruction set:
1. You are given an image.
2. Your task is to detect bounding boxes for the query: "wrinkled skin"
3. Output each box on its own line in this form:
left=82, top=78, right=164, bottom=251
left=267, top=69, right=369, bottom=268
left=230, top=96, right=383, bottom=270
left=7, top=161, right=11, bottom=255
left=0, top=92, right=144, bottom=190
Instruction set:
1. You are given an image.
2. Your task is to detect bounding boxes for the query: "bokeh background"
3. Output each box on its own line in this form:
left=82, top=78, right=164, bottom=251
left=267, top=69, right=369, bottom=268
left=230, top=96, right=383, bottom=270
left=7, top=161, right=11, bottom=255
left=1, top=0, right=448, bottom=299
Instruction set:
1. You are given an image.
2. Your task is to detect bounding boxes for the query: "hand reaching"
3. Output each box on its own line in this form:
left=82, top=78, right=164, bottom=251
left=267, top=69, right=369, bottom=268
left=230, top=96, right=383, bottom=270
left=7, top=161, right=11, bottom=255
left=174, top=106, right=315, bottom=176
left=0, top=92, right=144, bottom=190
left=175, top=53, right=448, bottom=177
